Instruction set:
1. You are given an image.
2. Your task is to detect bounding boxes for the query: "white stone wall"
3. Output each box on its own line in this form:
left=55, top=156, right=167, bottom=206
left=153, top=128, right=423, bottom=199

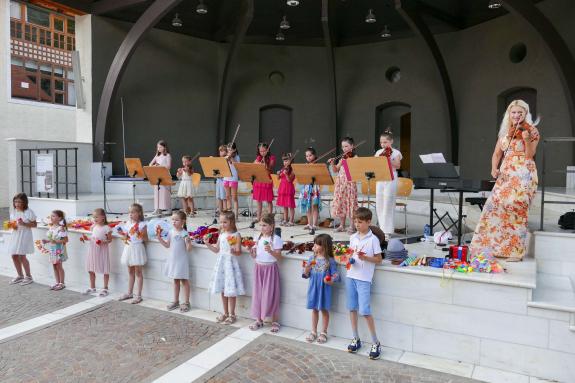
left=0, top=227, right=574, bottom=382
left=0, top=1, right=92, bottom=207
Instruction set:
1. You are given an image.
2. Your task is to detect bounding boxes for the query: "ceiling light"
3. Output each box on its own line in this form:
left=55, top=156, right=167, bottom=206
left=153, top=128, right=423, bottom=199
left=196, top=0, right=208, bottom=14
left=280, top=15, right=290, bottom=30
left=365, top=9, right=376, bottom=23
left=276, top=31, right=285, bottom=41
left=287, top=0, right=299, bottom=6
left=488, top=0, right=502, bottom=9
left=171, top=13, right=182, bottom=27
left=380, top=25, right=391, bottom=38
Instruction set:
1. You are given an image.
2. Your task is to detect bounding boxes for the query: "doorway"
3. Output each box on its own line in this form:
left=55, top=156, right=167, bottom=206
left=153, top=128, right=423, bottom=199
left=376, top=103, right=412, bottom=176
left=259, top=105, right=293, bottom=171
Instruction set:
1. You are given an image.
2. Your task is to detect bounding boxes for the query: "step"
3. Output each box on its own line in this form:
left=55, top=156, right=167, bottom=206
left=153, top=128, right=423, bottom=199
left=529, top=286, right=575, bottom=314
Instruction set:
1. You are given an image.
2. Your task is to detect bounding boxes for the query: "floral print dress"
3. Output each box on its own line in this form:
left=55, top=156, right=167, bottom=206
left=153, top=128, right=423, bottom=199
left=331, top=158, right=358, bottom=219
left=46, top=225, right=68, bottom=264
left=470, top=126, right=540, bottom=260
left=209, top=232, right=245, bottom=297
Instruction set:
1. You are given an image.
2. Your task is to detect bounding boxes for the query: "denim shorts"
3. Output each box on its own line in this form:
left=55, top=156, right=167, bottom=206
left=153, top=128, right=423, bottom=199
left=345, top=277, right=372, bottom=316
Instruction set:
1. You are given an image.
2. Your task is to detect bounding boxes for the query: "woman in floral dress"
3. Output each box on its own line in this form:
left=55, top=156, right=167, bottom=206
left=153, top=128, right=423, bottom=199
left=470, top=100, right=540, bottom=261
left=329, top=137, right=359, bottom=234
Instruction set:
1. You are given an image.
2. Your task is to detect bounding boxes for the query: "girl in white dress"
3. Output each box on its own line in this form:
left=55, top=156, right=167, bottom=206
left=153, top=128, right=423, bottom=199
left=176, top=155, right=196, bottom=217
left=149, top=140, right=172, bottom=215
left=117, top=203, right=148, bottom=304
left=374, top=130, right=402, bottom=238
left=158, top=210, right=193, bottom=312
left=205, top=210, right=245, bottom=325
left=8, top=193, right=36, bottom=285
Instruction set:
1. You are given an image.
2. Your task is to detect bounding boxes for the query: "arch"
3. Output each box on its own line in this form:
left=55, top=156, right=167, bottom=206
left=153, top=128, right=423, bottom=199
left=497, top=87, right=537, bottom=133
left=94, top=0, right=183, bottom=161
left=259, top=105, right=293, bottom=171
left=375, top=102, right=412, bottom=176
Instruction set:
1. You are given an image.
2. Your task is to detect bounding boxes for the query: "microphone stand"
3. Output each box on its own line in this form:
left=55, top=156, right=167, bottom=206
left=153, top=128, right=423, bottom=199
left=98, top=142, right=120, bottom=215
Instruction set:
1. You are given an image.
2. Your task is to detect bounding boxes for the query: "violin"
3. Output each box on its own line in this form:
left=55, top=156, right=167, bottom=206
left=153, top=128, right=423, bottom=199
left=379, top=147, right=392, bottom=157
left=507, top=123, right=530, bottom=140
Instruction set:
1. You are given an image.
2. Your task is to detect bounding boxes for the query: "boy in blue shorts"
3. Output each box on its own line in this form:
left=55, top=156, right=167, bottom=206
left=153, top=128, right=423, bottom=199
left=346, top=207, right=383, bottom=359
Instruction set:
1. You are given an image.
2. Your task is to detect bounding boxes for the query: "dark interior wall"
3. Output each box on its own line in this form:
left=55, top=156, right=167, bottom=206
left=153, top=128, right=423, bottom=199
left=225, top=44, right=334, bottom=162
left=90, top=0, right=575, bottom=184
left=441, top=0, right=575, bottom=183
left=336, top=38, right=450, bottom=177
left=92, top=16, right=220, bottom=174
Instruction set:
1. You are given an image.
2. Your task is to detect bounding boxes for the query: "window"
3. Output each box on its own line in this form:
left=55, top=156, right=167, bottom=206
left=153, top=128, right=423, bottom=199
left=10, top=1, right=78, bottom=106
left=27, top=6, right=50, bottom=28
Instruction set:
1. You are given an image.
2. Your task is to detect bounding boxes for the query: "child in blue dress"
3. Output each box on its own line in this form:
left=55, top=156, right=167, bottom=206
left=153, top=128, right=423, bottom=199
left=302, top=233, right=339, bottom=343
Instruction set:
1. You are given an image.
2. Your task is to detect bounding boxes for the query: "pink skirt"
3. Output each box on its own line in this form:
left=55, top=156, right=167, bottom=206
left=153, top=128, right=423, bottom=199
left=86, top=242, right=110, bottom=274
left=253, top=181, right=274, bottom=202
left=251, top=262, right=281, bottom=320
left=277, top=181, right=295, bottom=208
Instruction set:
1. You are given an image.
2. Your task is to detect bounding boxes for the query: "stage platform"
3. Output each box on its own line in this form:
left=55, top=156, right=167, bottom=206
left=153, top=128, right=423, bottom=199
left=1, top=217, right=574, bottom=382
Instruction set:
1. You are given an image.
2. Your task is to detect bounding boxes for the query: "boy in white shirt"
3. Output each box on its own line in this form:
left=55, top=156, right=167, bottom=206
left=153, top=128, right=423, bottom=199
left=346, top=207, right=383, bottom=359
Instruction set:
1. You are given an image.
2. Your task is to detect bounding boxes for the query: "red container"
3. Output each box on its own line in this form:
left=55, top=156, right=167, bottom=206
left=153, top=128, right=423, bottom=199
left=449, top=245, right=469, bottom=262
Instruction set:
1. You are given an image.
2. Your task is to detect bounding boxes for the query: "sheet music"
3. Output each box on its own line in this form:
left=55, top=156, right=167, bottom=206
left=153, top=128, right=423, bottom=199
left=419, top=153, right=446, bottom=164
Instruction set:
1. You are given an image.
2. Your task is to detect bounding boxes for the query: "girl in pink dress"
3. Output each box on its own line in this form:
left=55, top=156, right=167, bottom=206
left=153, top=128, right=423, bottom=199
left=84, top=208, right=113, bottom=297
left=276, top=153, right=296, bottom=226
left=253, top=143, right=276, bottom=223
left=149, top=140, right=172, bottom=215
left=329, top=137, right=359, bottom=234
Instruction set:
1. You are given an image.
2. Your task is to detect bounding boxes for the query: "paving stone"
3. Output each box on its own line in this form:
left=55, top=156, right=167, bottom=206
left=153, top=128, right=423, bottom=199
left=0, top=275, right=89, bottom=329
left=205, top=335, right=479, bottom=383
left=0, top=301, right=234, bottom=383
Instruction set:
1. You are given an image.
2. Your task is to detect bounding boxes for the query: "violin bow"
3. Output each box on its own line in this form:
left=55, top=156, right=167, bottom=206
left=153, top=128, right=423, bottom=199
left=228, top=124, right=240, bottom=148
left=327, top=140, right=367, bottom=163
left=312, top=147, right=337, bottom=163
left=190, top=152, right=201, bottom=163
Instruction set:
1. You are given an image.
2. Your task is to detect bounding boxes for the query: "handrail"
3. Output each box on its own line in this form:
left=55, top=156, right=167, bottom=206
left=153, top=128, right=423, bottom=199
left=539, top=137, right=575, bottom=230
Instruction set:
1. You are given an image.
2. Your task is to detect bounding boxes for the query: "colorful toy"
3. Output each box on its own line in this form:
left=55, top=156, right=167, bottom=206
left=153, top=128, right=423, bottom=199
left=3, top=220, right=17, bottom=230
left=79, top=233, right=89, bottom=243
left=227, top=235, right=238, bottom=246
left=34, top=240, right=50, bottom=254
left=324, top=275, right=332, bottom=282
left=241, top=237, right=256, bottom=249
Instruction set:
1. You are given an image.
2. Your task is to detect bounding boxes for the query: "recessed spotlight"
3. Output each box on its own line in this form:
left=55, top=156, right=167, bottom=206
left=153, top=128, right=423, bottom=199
left=171, top=13, right=182, bottom=27
left=365, top=9, right=376, bottom=23
left=287, top=0, right=299, bottom=6
left=276, top=31, right=285, bottom=41
left=196, top=0, right=208, bottom=14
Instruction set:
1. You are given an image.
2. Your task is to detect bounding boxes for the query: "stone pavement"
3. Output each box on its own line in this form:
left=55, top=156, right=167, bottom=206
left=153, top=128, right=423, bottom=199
left=0, top=301, right=234, bottom=383
left=0, top=275, right=89, bottom=328
left=203, top=335, right=477, bottom=383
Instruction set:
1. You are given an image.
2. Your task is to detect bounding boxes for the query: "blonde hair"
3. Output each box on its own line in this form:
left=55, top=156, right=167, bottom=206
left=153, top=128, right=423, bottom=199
left=219, top=210, right=238, bottom=232
left=498, top=99, right=540, bottom=138
left=129, top=203, right=144, bottom=222
left=93, top=208, right=108, bottom=224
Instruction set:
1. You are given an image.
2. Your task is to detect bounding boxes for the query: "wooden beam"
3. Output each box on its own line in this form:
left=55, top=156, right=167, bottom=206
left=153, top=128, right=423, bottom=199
left=90, top=0, right=149, bottom=15
left=503, top=0, right=575, bottom=137
left=94, top=0, right=183, bottom=160
left=216, top=0, right=254, bottom=144
left=395, top=0, right=459, bottom=164
left=322, top=0, right=339, bottom=152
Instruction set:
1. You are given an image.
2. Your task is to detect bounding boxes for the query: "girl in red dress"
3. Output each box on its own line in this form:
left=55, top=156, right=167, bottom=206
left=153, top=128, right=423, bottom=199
left=277, top=153, right=296, bottom=226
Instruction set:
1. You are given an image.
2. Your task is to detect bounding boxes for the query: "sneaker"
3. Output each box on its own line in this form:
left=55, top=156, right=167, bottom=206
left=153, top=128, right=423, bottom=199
left=347, top=337, right=362, bottom=353
left=166, top=302, right=180, bottom=311
left=369, top=342, right=381, bottom=360
left=9, top=276, right=24, bottom=285
left=19, top=277, right=33, bottom=286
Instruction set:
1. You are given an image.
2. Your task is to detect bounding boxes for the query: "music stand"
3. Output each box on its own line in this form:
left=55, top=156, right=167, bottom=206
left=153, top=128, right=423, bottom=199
left=235, top=163, right=271, bottom=227
left=143, top=166, right=175, bottom=216
left=199, top=157, right=232, bottom=224
left=292, top=163, right=334, bottom=235
left=346, top=156, right=394, bottom=210
left=125, top=158, right=145, bottom=205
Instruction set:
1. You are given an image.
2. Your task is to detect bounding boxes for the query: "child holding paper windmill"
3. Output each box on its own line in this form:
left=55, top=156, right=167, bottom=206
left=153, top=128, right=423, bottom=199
left=83, top=208, right=112, bottom=296
left=43, top=210, right=68, bottom=291
left=7, top=193, right=36, bottom=285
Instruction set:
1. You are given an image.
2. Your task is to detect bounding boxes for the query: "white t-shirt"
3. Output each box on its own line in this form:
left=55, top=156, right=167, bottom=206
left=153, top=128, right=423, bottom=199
left=374, top=148, right=402, bottom=178
left=346, top=230, right=382, bottom=283
left=255, top=234, right=283, bottom=263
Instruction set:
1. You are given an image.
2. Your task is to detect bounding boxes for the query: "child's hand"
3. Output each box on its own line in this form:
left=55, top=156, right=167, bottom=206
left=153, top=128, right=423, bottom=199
left=17, top=218, right=24, bottom=226
left=202, top=233, right=212, bottom=244
left=249, top=246, right=257, bottom=258
left=356, top=250, right=367, bottom=261
left=264, top=243, right=272, bottom=253
left=41, top=239, right=49, bottom=244
left=324, top=275, right=333, bottom=285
